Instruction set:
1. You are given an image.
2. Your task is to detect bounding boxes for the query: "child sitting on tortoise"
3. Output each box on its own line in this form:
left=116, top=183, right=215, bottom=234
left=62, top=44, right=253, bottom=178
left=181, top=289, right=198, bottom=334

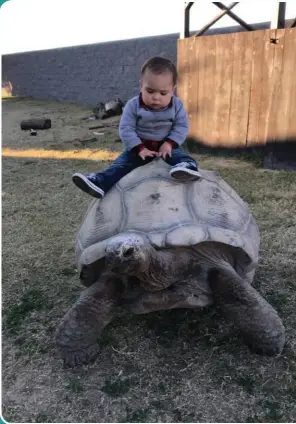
left=73, top=56, right=201, bottom=198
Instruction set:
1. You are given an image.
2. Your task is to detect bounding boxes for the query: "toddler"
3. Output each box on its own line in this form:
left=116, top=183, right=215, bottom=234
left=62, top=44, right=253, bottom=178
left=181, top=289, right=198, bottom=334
left=73, top=56, right=201, bottom=198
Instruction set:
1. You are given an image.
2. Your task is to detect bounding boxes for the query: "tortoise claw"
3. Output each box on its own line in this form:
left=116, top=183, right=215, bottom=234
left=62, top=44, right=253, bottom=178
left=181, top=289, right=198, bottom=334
left=57, top=343, right=100, bottom=368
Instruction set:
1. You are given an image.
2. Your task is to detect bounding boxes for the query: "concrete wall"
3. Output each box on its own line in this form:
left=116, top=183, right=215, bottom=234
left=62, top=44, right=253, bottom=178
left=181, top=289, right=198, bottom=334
left=2, top=33, right=178, bottom=106
left=2, top=22, right=288, bottom=107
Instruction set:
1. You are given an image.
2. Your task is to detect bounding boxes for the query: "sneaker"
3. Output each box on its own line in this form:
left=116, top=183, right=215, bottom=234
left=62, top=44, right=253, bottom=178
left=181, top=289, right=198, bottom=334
left=170, top=162, right=202, bottom=182
left=72, top=173, right=105, bottom=199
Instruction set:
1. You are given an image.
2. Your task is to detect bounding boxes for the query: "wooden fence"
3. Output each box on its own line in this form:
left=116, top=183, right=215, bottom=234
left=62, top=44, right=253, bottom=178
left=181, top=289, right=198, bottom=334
left=177, top=28, right=296, bottom=148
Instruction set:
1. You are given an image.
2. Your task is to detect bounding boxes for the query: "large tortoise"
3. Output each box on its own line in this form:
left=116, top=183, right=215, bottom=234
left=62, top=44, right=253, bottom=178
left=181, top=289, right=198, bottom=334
left=55, top=159, right=285, bottom=366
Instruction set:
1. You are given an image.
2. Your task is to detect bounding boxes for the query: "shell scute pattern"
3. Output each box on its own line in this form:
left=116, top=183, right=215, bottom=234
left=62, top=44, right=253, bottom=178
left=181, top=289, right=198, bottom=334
left=75, top=159, right=259, bottom=271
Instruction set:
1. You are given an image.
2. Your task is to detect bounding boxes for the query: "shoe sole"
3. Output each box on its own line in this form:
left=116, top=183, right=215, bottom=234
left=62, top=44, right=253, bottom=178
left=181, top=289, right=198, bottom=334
left=170, top=168, right=202, bottom=182
left=72, top=173, right=105, bottom=199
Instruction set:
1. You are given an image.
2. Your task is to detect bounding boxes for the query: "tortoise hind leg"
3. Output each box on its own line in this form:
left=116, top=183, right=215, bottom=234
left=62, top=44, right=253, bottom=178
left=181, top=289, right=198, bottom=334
left=55, top=273, right=124, bottom=367
left=209, top=267, right=285, bottom=356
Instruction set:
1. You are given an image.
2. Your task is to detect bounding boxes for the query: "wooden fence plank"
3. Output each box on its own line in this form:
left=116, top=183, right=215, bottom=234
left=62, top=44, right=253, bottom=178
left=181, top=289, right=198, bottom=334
left=177, top=39, right=189, bottom=110
left=214, top=33, right=234, bottom=146
left=247, top=30, right=266, bottom=145
left=266, top=29, right=285, bottom=143
left=277, top=28, right=296, bottom=141
left=189, top=36, right=200, bottom=140
left=228, top=31, right=253, bottom=146
left=201, top=34, right=217, bottom=145
left=186, top=37, right=197, bottom=137
left=287, top=30, right=296, bottom=140
left=191, top=34, right=216, bottom=143
left=257, top=30, right=277, bottom=145
left=195, top=35, right=206, bottom=142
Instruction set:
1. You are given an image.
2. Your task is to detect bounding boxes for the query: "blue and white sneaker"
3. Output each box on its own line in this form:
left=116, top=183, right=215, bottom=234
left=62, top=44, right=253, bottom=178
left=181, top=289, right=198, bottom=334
left=72, top=173, right=105, bottom=199
left=170, top=162, right=202, bottom=182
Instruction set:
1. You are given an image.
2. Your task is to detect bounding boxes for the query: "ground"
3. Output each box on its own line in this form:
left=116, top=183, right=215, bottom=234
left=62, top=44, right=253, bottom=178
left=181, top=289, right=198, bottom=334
left=2, top=97, right=296, bottom=423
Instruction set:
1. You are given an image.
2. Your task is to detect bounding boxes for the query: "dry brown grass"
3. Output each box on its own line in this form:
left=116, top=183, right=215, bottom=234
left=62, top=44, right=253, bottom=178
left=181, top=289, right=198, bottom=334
left=2, top=98, right=296, bottom=423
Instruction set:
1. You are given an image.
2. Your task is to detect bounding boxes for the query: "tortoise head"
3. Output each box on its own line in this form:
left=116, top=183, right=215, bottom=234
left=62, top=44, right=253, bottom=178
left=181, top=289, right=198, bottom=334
left=105, top=235, right=151, bottom=275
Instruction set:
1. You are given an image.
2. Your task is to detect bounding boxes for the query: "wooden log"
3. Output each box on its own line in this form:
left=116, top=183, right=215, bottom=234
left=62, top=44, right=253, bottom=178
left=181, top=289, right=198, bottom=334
left=20, top=118, right=51, bottom=130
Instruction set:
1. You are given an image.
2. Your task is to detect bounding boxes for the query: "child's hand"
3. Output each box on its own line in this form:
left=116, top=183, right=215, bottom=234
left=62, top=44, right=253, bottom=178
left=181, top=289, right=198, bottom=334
left=158, top=141, right=172, bottom=159
left=138, top=147, right=159, bottom=161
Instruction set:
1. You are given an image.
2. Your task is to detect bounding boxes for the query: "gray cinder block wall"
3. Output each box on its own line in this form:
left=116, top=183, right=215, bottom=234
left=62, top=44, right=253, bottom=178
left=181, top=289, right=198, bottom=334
left=2, top=33, right=178, bottom=106
left=2, top=22, right=276, bottom=106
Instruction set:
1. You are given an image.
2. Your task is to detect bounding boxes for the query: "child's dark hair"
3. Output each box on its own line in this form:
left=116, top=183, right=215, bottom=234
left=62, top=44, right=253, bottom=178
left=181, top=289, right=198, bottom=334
left=141, top=56, right=178, bottom=85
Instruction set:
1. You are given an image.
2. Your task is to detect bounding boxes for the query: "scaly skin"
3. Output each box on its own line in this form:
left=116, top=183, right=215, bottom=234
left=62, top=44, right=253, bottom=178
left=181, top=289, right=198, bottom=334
left=208, top=266, right=285, bottom=356
left=105, top=238, right=210, bottom=291
left=55, top=273, right=124, bottom=367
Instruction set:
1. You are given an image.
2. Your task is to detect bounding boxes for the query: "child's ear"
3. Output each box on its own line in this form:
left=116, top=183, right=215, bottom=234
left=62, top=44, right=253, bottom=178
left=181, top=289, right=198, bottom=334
left=139, top=79, right=143, bottom=89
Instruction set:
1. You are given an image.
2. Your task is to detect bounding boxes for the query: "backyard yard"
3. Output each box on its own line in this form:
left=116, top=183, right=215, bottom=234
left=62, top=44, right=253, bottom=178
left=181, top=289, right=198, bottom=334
left=2, top=97, right=296, bottom=423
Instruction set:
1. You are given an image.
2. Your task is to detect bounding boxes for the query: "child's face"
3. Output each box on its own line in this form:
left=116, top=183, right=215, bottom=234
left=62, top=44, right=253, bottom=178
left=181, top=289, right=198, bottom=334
left=140, top=70, right=175, bottom=110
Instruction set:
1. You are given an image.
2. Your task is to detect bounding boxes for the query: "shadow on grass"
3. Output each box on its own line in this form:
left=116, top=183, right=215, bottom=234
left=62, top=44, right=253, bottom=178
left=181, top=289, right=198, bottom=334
left=184, top=136, right=296, bottom=170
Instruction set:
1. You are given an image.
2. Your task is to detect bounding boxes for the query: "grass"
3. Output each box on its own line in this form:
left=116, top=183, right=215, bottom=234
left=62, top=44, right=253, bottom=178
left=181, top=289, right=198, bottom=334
left=4, top=289, right=48, bottom=334
left=2, top=97, right=296, bottom=423
left=101, top=377, right=137, bottom=397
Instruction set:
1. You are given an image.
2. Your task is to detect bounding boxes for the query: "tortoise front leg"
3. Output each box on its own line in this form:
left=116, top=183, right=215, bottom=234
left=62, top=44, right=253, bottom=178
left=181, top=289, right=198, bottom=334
left=209, top=267, right=285, bottom=356
left=55, top=273, right=124, bottom=367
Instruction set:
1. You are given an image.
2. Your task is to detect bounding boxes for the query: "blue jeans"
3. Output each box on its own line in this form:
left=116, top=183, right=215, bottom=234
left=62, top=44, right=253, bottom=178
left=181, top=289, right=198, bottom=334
left=94, top=148, right=197, bottom=193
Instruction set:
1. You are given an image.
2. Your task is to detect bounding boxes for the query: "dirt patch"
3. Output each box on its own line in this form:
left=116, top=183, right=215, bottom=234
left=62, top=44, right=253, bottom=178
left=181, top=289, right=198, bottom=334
left=2, top=98, right=296, bottom=423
